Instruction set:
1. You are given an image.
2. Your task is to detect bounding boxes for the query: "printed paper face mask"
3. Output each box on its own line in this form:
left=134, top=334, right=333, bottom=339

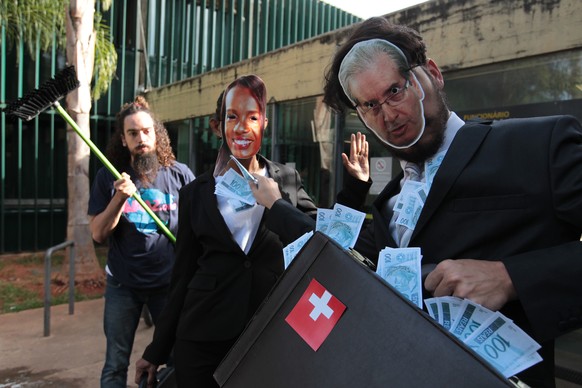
left=339, top=39, right=426, bottom=150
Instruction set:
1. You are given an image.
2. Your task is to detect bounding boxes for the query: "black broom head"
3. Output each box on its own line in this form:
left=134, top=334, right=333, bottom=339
left=3, top=65, right=80, bottom=121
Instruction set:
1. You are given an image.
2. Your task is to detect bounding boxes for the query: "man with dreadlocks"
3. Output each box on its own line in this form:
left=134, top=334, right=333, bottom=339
left=88, top=95, right=194, bottom=388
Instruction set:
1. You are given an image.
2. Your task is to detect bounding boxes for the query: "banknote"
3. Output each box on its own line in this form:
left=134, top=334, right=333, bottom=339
left=315, top=208, right=334, bottom=235
left=424, top=297, right=441, bottom=323
left=376, top=247, right=423, bottom=308
left=463, top=314, right=541, bottom=378
left=424, top=296, right=543, bottom=378
left=437, top=296, right=463, bottom=330
left=503, top=351, right=543, bottom=379
left=229, top=155, right=258, bottom=185
left=393, top=181, right=424, bottom=213
left=449, top=299, right=495, bottom=340
left=326, top=203, right=365, bottom=249
left=215, top=169, right=256, bottom=205
left=282, top=231, right=314, bottom=269
left=394, top=184, right=424, bottom=230
left=424, top=150, right=447, bottom=187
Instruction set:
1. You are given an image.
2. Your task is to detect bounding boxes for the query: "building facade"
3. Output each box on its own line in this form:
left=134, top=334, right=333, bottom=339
left=1, top=0, right=581, bottom=252
left=0, top=0, right=360, bottom=253
left=145, top=0, right=582, bottom=215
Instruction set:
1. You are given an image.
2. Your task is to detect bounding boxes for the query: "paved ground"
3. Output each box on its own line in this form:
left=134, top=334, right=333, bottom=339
left=0, top=298, right=152, bottom=387
left=0, top=297, right=581, bottom=387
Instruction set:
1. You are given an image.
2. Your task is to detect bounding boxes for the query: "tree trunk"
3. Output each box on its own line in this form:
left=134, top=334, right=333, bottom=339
left=63, top=0, right=103, bottom=283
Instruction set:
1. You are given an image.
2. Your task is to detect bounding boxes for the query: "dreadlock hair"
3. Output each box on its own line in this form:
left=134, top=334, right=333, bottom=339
left=107, top=95, right=176, bottom=170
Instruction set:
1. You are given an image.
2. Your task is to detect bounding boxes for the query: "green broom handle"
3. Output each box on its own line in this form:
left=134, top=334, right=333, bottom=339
left=54, top=102, right=177, bottom=244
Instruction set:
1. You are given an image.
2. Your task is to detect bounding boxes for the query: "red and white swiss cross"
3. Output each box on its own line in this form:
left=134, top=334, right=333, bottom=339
left=285, top=278, right=347, bottom=351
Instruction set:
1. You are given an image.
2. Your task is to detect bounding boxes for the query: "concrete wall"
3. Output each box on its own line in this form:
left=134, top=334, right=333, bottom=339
left=146, top=0, right=581, bottom=122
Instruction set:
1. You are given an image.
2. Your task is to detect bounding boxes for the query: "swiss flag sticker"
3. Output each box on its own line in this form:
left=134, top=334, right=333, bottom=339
left=285, top=279, right=347, bottom=351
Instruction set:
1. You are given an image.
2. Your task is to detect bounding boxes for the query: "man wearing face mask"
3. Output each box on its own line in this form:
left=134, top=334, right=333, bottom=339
left=317, top=17, right=582, bottom=388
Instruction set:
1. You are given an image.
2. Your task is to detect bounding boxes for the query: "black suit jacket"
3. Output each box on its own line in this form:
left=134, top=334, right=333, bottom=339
left=143, top=156, right=317, bottom=364
left=350, top=115, right=582, bottom=386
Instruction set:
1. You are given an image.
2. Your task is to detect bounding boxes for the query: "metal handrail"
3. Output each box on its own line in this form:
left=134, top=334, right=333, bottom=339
left=43, top=240, right=75, bottom=337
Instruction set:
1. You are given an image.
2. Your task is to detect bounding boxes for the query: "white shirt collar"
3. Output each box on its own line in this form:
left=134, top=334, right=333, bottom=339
left=398, top=111, right=465, bottom=172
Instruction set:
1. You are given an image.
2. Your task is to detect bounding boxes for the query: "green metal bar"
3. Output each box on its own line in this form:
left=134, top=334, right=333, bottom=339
left=106, top=1, right=114, bottom=114
left=242, top=0, right=249, bottom=60
left=198, top=0, right=207, bottom=73
left=189, top=0, right=196, bottom=75
left=53, top=102, right=176, bottom=243
left=323, top=2, right=330, bottom=33
left=218, top=0, right=225, bottom=68
left=17, top=37, right=24, bottom=251
left=292, top=0, right=299, bottom=44
left=134, top=0, right=142, bottom=93
left=260, top=0, right=269, bottom=54
left=275, top=0, right=285, bottom=50
left=330, top=6, right=337, bottom=31
left=120, top=0, right=127, bottom=102
left=314, top=1, right=320, bottom=36
left=34, top=32, right=41, bottom=251
left=252, top=0, right=260, bottom=56
left=178, top=0, right=186, bottom=80
left=268, top=0, right=276, bottom=52
left=234, top=0, right=244, bottom=62
left=1, top=22, right=5, bottom=252
left=287, top=0, right=293, bottom=45
left=298, top=0, right=306, bottom=41
left=168, top=0, right=176, bottom=83
left=50, top=26, right=57, bottom=248
left=227, top=0, right=234, bottom=64
left=203, top=0, right=210, bottom=71
left=247, top=0, right=254, bottom=57
left=155, top=0, right=163, bottom=87
left=209, top=0, right=217, bottom=70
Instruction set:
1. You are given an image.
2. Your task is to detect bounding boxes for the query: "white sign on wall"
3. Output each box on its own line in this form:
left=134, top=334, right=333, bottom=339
left=369, top=157, right=392, bottom=195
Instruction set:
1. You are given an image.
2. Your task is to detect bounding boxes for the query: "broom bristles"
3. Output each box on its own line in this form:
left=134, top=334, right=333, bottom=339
left=3, top=66, right=80, bottom=121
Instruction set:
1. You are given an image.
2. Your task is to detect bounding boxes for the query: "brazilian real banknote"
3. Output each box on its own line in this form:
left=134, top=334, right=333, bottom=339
left=424, top=296, right=542, bottom=378
left=282, top=231, right=314, bottom=269
left=324, top=203, right=366, bottom=249
left=376, top=247, right=423, bottom=308
left=214, top=168, right=256, bottom=206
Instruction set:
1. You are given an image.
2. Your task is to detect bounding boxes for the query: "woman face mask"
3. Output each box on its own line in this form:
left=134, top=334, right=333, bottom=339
left=224, top=85, right=265, bottom=159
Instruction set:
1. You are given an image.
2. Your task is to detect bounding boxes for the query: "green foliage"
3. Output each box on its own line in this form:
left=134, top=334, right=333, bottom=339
left=92, top=11, right=117, bottom=100
left=0, top=281, right=99, bottom=314
left=0, top=282, right=41, bottom=313
left=0, top=0, right=117, bottom=99
left=0, top=0, right=68, bottom=56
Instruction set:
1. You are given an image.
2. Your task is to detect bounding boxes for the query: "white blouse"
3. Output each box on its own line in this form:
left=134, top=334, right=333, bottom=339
left=215, top=166, right=268, bottom=254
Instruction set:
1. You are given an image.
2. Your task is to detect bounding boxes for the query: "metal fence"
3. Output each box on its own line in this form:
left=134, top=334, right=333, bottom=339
left=0, top=0, right=361, bottom=253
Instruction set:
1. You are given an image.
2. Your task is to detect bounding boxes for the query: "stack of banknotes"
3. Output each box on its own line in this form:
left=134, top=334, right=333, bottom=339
left=214, top=169, right=256, bottom=208
left=424, top=296, right=542, bottom=378
left=283, top=204, right=366, bottom=268
left=375, top=247, right=542, bottom=378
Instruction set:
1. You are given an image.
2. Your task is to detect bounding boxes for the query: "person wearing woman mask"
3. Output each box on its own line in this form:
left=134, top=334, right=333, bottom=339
left=135, top=75, right=368, bottom=387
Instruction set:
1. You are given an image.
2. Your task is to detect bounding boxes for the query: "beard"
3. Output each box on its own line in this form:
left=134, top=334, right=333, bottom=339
left=133, top=151, right=159, bottom=187
left=389, top=88, right=450, bottom=164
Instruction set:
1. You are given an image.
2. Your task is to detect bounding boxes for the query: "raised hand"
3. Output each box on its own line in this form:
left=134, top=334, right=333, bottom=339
left=342, top=132, right=369, bottom=182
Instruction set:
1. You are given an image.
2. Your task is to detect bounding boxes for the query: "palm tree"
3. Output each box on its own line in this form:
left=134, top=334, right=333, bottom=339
left=1, top=0, right=117, bottom=283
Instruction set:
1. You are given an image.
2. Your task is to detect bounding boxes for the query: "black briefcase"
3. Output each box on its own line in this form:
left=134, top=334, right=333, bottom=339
left=214, top=232, right=514, bottom=387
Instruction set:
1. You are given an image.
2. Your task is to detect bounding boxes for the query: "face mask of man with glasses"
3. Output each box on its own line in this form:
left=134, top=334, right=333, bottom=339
left=339, top=38, right=449, bottom=164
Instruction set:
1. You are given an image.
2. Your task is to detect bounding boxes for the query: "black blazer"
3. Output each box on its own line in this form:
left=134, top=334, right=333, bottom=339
left=352, top=115, right=582, bottom=385
left=143, top=156, right=317, bottom=365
